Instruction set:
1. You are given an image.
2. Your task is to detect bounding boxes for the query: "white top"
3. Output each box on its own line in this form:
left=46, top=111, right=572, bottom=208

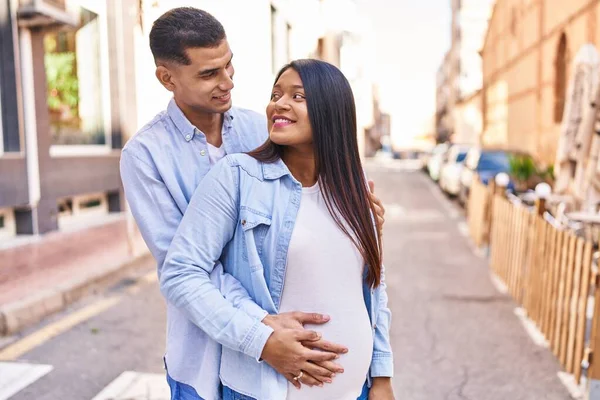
left=279, top=182, right=373, bottom=400
left=207, top=143, right=226, bottom=166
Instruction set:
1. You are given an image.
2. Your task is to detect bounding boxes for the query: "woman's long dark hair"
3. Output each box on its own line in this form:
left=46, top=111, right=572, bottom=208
left=248, top=59, right=382, bottom=287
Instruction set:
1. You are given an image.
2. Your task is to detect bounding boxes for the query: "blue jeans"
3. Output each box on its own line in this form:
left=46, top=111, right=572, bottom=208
left=222, top=382, right=370, bottom=400
left=166, top=373, right=205, bottom=400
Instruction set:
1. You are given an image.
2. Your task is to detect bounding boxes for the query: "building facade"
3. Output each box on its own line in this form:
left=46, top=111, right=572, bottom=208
left=436, top=0, right=494, bottom=145
left=481, top=0, right=600, bottom=164
left=0, top=0, right=378, bottom=242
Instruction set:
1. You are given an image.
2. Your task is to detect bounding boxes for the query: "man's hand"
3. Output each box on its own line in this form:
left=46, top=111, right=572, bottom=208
left=368, top=377, right=394, bottom=400
left=368, top=180, right=385, bottom=238
left=262, top=313, right=346, bottom=387
left=261, top=329, right=342, bottom=389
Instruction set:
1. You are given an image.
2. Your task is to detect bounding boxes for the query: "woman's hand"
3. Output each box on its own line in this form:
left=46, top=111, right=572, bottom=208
left=262, top=313, right=346, bottom=387
left=368, top=377, right=394, bottom=400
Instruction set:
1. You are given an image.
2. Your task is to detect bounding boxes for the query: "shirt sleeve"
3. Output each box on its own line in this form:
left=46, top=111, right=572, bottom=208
left=119, top=149, right=268, bottom=321
left=370, top=263, right=394, bottom=377
left=160, top=158, right=273, bottom=360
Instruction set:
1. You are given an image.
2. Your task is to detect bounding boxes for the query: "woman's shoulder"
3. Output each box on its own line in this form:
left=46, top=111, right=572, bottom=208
left=220, top=153, right=265, bottom=181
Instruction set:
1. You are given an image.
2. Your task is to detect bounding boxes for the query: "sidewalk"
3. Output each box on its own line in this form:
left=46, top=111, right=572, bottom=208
left=0, top=214, right=152, bottom=336
left=366, top=160, right=574, bottom=400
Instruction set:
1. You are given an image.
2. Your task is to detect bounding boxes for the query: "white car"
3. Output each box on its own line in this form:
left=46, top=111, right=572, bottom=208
left=439, top=145, right=470, bottom=196
left=427, top=143, right=449, bottom=181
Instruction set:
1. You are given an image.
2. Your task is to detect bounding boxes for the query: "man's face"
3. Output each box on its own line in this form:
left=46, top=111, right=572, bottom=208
left=158, top=40, right=235, bottom=115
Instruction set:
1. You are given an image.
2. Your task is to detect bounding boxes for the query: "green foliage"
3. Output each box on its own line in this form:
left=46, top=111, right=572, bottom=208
left=509, top=154, right=537, bottom=183
left=538, top=164, right=555, bottom=181
left=45, top=52, right=79, bottom=112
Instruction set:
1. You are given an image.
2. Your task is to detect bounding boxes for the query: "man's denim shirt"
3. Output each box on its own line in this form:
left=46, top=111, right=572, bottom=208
left=120, top=99, right=270, bottom=400
left=162, top=154, right=394, bottom=400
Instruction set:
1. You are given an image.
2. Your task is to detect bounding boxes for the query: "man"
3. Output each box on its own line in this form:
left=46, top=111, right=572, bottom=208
left=120, top=7, right=385, bottom=400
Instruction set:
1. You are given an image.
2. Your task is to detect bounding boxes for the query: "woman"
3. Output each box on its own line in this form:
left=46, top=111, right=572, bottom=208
left=163, top=59, right=394, bottom=400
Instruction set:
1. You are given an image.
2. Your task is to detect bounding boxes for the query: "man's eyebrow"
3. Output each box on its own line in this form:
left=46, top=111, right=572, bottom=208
left=198, top=54, right=234, bottom=76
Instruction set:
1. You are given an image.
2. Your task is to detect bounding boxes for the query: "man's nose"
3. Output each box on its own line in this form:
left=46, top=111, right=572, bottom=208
left=219, top=72, right=234, bottom=91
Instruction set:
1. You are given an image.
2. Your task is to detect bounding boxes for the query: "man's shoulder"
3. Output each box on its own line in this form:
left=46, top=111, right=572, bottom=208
left=123, top=111, right=169, bottom=153
left=230, top=106, right=266, bottom=123
left=229, top=106, right=268, bottom=150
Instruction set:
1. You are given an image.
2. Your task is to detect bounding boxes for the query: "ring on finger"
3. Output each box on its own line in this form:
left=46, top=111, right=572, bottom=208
left=293, top=371, right=304, bottom=381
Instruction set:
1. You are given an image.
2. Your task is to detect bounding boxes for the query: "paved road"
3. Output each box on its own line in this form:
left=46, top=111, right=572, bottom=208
left=0, top=160, right=573, bottom=400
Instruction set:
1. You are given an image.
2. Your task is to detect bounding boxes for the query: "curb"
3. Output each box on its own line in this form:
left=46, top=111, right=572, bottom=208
left=0, top=252, right=154, bottom=336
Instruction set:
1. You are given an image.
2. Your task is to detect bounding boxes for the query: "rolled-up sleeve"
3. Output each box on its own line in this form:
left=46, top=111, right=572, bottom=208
left=370, top=263, right=394, bottom=377
left=160, top=158, right=273, bottom=360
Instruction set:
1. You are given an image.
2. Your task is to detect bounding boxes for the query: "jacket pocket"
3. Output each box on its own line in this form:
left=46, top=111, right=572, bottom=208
left=239, top=208, right=272, bottom=268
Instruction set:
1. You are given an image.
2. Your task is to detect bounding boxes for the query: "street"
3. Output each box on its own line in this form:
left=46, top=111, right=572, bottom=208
left=0, top=160, right=574, bottom=400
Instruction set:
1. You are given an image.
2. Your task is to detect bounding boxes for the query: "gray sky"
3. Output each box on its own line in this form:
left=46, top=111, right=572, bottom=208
left=357, top=0, right=451, bottom=147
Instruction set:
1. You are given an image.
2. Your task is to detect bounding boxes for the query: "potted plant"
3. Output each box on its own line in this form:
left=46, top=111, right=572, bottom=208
left=509, top=155, right=537, bottom=192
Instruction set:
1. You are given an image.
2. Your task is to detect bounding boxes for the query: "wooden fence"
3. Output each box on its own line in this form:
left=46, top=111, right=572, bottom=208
left=467, top=176, right=600, bottom=387
left=467, top=177, right=491, bottom=248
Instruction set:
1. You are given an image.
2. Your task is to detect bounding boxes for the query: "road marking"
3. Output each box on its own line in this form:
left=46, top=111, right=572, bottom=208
left=0, top=361, right=53, bottom=400
left=91, top=371, right=169, bottom=400
left=0, top=270, right=158, bottom=361
left=557, top=371, right=584, bottom=400
left=489, top=273, right=508, bottom=294
left=513, top=307, right=548, bottom=348
left=0, top=296, right=121, bottom=361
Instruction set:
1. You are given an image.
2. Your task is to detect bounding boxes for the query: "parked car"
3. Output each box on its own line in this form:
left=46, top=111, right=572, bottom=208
left=458, top=148, right=519, bottom=205
left=427, top=143, right=449, bottom=181
left=439, top=144, right=470, bottom=196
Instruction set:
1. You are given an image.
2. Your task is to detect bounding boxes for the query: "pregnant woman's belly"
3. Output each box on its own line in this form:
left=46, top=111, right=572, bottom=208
left=280, top=299, right=373, bottom=400
left=278, top=183, right=375, bottom=399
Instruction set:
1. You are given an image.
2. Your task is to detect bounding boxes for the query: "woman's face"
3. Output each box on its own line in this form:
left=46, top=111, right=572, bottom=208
left=266, top=68, right=312, bottom=148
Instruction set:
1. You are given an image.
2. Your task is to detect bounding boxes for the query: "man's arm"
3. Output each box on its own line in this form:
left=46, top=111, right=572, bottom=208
left=119, top=148, right=267, bottom=320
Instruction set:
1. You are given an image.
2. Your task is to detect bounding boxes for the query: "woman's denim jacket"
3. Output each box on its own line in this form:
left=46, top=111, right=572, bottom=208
left=162, top=154, right=394, bottom=400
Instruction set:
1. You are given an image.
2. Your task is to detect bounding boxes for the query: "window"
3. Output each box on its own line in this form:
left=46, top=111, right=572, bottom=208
left=510, top=7, right=518, bottom=36
left=554, top=33, right=568, bottom=123
left=286, top=23, right=292, bottom=62
left=316, top=38, right=325, bottom=60
left=44, top=3, right=109, bottom=146
left=0, top=80, right=3, bottom=156
left=271, top=5, right=277, bottom=74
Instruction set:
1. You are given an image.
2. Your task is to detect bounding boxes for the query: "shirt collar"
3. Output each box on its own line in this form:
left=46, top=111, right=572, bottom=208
left=261, top=158, right=294, bottom=181
left=167, top=98, right=235, bottom=142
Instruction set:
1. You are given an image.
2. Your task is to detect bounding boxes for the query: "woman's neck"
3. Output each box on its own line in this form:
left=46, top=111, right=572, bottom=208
left=282, top=147, right=317, bottom=187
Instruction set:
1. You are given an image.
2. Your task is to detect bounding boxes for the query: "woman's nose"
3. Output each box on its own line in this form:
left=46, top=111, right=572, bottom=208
left=275, top=98, right=291, bottom=110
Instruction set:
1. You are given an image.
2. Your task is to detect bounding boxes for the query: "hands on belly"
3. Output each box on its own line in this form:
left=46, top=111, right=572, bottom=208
left=262, top=312, right=348, bottom=388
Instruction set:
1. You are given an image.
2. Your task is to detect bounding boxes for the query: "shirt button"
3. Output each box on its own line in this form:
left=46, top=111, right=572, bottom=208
left=200, top=150, right=206, bottom=156
left=185, top=134, right=191, bottom=140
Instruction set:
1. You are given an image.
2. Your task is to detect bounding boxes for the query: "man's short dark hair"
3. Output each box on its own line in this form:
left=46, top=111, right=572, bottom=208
left=149, top=7, right=226, bottom=65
